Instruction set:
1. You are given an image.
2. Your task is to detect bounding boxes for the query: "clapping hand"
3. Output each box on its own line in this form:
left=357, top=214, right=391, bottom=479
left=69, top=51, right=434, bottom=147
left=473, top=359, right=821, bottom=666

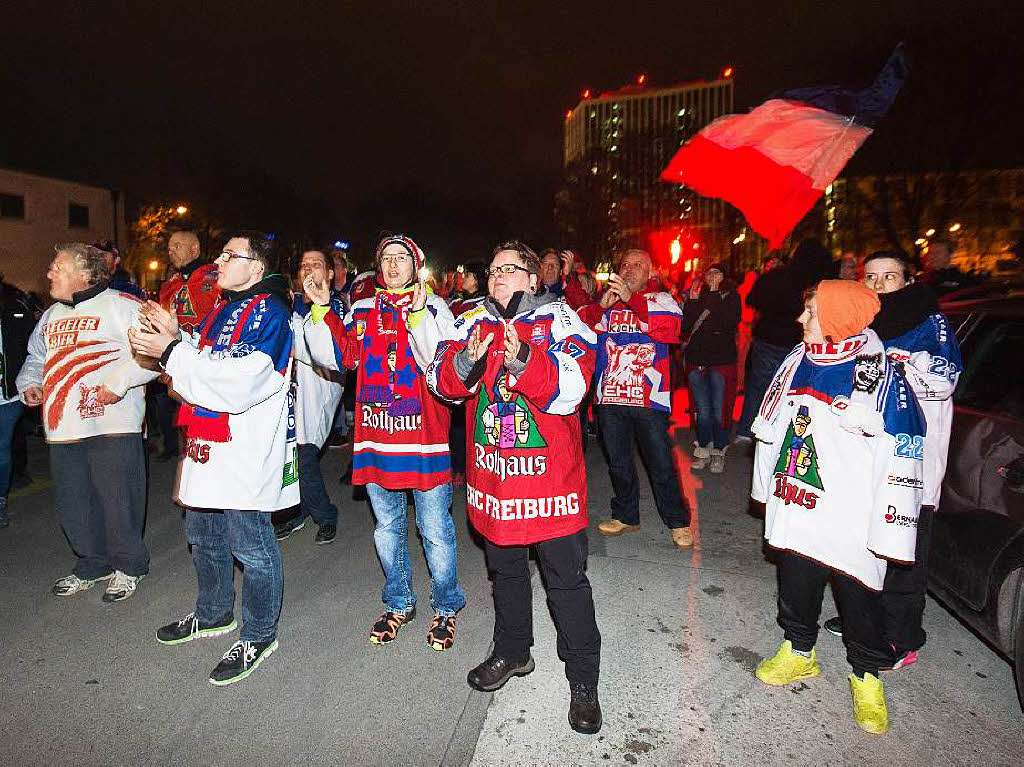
left=466, top=323, right=494, bottom=363
left=503, top=321, right=521, bottom=367
left=130, top=301, right=180, bottom=359
left=411, top=280, right=428, bottom=312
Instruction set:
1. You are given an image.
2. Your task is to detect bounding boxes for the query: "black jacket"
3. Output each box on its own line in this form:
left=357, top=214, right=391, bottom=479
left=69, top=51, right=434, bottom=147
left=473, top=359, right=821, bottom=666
left=1, top=284, right=39, bottom=400
left=746, top=240, right=835, bottom=348
left=681, top=288, right=742, bottom=366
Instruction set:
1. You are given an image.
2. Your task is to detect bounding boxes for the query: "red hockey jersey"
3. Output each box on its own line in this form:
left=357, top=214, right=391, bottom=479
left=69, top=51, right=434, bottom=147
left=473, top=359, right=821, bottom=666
left=158, top=262, right=220, bottom=334
left=422, top=296, right=597, bottom=545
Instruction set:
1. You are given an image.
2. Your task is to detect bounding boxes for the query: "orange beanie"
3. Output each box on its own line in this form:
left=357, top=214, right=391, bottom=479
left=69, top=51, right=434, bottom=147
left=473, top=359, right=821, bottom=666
left=815, top=280, right=880, bottom=342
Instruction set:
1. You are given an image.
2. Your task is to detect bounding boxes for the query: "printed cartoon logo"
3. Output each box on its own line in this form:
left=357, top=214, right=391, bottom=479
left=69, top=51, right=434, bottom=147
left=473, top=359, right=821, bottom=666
left=174, top=285, right=197, bottom=318
left=773, top=405, right=824, bottom=491
left=602, top=339, right=655, bottom=405
left=476, top=375, right=546, bottom=449
left=76, top=384, right=106, bottom=419
left=853, top=353, right=883, bottom=393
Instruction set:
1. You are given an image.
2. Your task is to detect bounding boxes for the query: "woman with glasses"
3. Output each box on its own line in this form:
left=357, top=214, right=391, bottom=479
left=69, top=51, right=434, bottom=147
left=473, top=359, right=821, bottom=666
left=412, top=240, right=603, bottom=735
left=302, top=234, right=466, bottom=652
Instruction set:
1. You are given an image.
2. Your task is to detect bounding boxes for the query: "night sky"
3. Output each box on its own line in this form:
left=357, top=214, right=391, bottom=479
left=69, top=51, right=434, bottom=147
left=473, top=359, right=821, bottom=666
left=2, top=1, right=1020, bottom=263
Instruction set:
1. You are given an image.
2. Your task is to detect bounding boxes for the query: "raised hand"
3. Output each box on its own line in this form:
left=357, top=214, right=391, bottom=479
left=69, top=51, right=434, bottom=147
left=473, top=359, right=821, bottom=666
left=303, top=274, right=330, bottom=306
left=411, top=280, right=428, bottom=312
left=606, top=274, right=632, bottom=303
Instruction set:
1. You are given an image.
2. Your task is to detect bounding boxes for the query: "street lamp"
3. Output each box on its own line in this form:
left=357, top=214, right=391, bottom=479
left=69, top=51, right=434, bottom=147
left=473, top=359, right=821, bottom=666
left=949, top=222, right=962, bottom=232
left=148, top=260, right=160, bottom=271
left=175, top=205, right=188, bottom=215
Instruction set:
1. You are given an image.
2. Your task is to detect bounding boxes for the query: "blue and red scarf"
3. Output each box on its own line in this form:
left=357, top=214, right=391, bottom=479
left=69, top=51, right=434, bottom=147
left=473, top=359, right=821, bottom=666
left=176, top=295, right=266, bottom=442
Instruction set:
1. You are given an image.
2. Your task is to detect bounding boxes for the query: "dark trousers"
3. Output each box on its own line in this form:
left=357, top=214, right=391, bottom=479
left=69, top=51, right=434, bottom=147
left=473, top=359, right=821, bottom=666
left=882, top=505, right=934, bottom=655
left=51, top=433, right=150, bottom=579
left=736, top=338, right=791, bottom=438
left=485, top=529, right=601, bottom=686
left=153, top=383, right=179, bottom=455
left=776, top=550, right=891, bottom=677
left=450, top=404, right=467, bottom=475
left=597, top=405, right=690, bottom=529
left=297, top=442, right=338, bottom=525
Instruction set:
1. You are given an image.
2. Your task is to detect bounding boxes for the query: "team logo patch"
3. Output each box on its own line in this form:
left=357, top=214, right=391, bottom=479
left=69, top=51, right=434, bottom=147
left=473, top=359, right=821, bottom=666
left=76, top=384, right=106, bottom=419
left=853, top=353, right=883, bottom=393
left=773, top=405, right=824, bottom=491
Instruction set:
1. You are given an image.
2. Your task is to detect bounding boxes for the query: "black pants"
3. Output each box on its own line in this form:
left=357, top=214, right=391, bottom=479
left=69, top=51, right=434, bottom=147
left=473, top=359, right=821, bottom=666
left=51, top=433, right=150, bottom=579
left=597, top=405, right=690, bottom=528
left=450, top=404, right=467, bottom=475
left=776, top=550, right=891, bottom=677
left=153, top=382, right=179, bottom=455
left=882, top=505, right=934, bottom=655
left=485, top=529, right=601, bottom=686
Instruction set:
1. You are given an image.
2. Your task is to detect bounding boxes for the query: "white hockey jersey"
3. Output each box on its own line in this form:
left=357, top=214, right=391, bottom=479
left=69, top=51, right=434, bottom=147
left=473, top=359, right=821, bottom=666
left=164, top=277, right=299, bottom=512
left=291, top=307, right=343, bottom=449
left=750, top=330, right=926, bottom=590
left=17, top=284, right=158, bottom=442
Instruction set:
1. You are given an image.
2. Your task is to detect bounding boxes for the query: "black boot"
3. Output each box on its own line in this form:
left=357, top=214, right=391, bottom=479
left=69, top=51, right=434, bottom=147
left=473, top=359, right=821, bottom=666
left=467, top=653, right=535, bottom=692
left=568, top=683, right=602, bottom=734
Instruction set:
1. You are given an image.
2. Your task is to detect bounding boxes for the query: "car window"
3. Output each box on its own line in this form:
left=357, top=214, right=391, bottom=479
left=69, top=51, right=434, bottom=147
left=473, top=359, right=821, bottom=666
left=954, top=315, right=1024, bottom=420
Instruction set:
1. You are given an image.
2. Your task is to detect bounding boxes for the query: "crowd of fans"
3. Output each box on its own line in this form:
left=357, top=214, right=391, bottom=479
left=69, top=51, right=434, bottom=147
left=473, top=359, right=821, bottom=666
left=0, top=229, right=971, bottom=736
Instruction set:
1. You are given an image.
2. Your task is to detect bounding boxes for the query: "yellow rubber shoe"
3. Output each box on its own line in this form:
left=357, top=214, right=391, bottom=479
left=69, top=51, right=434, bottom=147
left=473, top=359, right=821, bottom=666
left=755, top=640, right=822, bottom=685
left=849, top=672, right=889, bottom=734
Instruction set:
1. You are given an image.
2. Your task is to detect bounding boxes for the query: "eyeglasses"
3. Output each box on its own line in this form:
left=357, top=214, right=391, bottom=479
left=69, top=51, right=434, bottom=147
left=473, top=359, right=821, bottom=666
left=218, top=250, right=260, bottom=263
left=380, top=254, right=412, bottom=265
left=485, top=264, right=531, bottom=278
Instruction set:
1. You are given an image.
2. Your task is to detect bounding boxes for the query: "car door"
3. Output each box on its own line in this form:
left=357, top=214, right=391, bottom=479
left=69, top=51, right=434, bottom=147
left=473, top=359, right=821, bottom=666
left=932, top=310, right=1024, bottom=611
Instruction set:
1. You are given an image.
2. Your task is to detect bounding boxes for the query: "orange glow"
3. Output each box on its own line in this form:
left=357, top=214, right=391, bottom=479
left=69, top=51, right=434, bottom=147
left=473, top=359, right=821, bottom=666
left=638, top=74, right=647, bottom=85
left=684, top=259, right=693, bottom=273
left=148, top=260, right=159, bottom=271
left=565, top=109, right=573, bottom=120
left=670, top=239, right=681, bottom=264
left=582, top=89, right=591, bottom=99
left=722, top=66, right=734, bottom=78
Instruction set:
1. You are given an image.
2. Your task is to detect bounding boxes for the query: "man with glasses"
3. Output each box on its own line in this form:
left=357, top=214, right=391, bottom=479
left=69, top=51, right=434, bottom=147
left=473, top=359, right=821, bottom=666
left=130, top=231, right=297, bottom=686
left=303, top=234, right=466, bottom=651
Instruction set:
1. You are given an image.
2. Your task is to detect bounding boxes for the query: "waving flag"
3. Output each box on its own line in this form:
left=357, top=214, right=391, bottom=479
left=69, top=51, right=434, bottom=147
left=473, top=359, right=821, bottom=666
left=661, top=46, right=908, bottom=248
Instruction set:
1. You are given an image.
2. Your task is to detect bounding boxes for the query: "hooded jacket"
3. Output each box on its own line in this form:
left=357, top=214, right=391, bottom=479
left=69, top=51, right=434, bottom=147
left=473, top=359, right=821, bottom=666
left=870, top=281, right=961, bottom=507
left=304, top=283, right=456, bottom=491
left=417, top=290, right=597, bottom=546
left=18, top=282, right=158, bottom=442
left=161, top=273, right=298, bottom=512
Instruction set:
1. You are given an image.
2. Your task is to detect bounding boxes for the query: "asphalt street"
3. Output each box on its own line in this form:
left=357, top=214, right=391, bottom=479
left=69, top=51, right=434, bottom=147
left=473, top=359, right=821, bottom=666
left=1, top=421, right=1022, bottom=766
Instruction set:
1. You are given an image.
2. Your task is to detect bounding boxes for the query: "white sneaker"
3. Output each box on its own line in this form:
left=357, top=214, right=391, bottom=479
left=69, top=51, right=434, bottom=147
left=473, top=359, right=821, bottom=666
left=52, top=572, right=115, bottom=597
left=709, top=448, right=726, bottom=474
left=103, top=570, right=144, bottom=603
left=691, top=443, right=711, bottom=471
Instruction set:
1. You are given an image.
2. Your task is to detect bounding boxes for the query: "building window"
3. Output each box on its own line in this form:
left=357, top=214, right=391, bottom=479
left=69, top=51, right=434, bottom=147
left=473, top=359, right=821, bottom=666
left=1, top=193, right=25, bottom=219
left=69, top=202, right=90, bottom=228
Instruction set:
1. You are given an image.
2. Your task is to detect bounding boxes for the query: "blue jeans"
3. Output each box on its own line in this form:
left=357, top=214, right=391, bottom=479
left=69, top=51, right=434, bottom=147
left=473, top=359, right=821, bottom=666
left=366, top=483, right=466, bottom=616
left=185, top=509, right=282, bottom=642
left=687, top=367, right=729, bottom=449
left=298, top=443, right=338, bottom=525
left=597, top=405, right=690, bottom=529
left=0, top=401, right=24, bottom=499
left=736, top=338, right=791, bottom=438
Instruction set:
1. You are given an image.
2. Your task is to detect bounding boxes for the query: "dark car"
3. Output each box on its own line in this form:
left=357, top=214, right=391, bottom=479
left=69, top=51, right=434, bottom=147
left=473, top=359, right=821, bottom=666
left=929, top=295, right=1024, bottom=709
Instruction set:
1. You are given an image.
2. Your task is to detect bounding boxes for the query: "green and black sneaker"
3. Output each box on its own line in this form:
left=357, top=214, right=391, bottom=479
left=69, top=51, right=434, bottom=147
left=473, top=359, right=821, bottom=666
left=209, top=639, right=278, bottom=686
left=156, top=612, right=238, bottom=646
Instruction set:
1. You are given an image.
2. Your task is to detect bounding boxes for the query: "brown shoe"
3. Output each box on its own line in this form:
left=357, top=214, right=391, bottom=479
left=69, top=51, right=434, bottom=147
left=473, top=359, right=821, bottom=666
left=598, top=519, right=641, bottom=537
left=670, top=527, right=694, bottom=549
